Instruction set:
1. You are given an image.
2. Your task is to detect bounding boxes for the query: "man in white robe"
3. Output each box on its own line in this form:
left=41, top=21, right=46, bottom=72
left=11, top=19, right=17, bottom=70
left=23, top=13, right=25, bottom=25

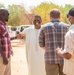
left=56, top=8, right=74, bottom=75
left=18, top=15, right=46, bottom=75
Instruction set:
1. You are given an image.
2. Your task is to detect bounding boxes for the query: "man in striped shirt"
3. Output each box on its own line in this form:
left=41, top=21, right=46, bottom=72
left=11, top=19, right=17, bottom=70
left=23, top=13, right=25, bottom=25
left=39, top=8, right=69, bottom=75
left=0, top=8, right=13, bottom=75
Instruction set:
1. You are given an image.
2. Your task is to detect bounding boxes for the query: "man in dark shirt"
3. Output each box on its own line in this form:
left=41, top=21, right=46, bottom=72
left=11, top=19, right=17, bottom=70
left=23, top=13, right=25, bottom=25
left=0, top=8, right=13, bottom=75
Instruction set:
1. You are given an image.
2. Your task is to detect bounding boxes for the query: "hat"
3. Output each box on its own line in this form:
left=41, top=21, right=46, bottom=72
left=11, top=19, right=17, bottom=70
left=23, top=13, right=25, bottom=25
left=67, top=8, right=74, bottom=17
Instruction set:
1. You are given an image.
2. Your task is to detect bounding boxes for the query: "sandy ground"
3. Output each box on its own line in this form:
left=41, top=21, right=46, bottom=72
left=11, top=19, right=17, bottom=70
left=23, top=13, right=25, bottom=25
left=11, top=39, right=28, bottom=75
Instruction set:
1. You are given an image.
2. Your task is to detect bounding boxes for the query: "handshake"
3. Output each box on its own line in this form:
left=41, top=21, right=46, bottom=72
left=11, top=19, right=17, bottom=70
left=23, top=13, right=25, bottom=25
left=10, top=31, right=25, bottom=40
left=16, top=31, right=25, bottom=39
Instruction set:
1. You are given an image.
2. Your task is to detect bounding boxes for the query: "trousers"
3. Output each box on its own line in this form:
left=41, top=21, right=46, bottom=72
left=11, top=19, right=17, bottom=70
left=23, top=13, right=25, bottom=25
left=0, top=54, right=11, bottom=75
left=45, top=63, right=65, bottom=75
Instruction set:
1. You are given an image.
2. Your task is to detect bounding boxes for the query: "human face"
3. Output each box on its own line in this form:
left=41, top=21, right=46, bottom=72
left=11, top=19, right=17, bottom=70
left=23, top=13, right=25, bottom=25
left=4, top=11, right=9, bottom=22
left=33, top=17, right=42, bottom=29
left=67, top=15, right=74, bottom=24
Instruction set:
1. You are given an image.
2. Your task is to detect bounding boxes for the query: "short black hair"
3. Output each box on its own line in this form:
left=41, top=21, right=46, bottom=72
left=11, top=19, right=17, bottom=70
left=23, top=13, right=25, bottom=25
left=34, top=15, right=41, bottom=20
left=0, top=8, right=9, bottom=17
left=67, top=7, right=74, bottom=17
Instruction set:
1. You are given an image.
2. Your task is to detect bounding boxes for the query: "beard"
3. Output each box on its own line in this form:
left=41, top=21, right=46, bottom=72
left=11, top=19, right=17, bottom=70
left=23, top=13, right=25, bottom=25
left=5, top=19, right=8, bottom=22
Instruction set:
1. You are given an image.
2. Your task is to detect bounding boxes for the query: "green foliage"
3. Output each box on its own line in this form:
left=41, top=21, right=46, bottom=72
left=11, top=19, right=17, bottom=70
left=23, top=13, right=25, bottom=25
left=31, top=2, right=74, bottom=25
left=7, top=4, right=26, bottom=26
left=0, top=3, right=5, bottom=8
left=59, top=4, right=73, bottom=24
left=0, top=2, right=74, bottom=26
left=33, top=2, right=67, bottom=24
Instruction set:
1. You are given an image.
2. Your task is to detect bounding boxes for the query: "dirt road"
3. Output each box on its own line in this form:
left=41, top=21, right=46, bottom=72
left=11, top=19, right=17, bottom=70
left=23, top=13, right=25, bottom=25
left=11, top=40, right=28, bottom=75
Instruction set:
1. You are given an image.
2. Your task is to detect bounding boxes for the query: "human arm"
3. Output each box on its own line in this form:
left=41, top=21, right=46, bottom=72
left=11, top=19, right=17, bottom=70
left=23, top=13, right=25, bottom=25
left=56, top=48, right=71, bottom=59
left=17, top=34, right=25, bottom=39
left=10, top=36, right=17, bottom=40
left=39, top=28, right=45, bottom=50
left=40, top=47, right=46, bottom=50
left=16, top=28, right=27, bottom=39
left=0, top=39, right=8, bottom=65
left=56, top=31, right=74, bottom=60
left=10, top=31, right=21, bottom=40
left=0, top=48, right=8, bottom=65
left=0, top=25, right=8, bottom=65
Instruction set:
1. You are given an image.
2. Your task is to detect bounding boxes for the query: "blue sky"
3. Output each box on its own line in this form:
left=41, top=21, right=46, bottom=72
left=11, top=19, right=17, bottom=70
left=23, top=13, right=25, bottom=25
left=0, top=0, right=74, bottom=10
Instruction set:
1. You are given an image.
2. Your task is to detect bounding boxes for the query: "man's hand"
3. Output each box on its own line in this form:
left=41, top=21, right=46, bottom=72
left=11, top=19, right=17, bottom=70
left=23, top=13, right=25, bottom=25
left=17, top=34, right=25, bottom=39
left=56, top=47, right=62, bottom=55
left=11, top=51, right=13, bottom=56
left=56, top=48, right=72, bottom=59
left=3, top=57, right=8, bottom=65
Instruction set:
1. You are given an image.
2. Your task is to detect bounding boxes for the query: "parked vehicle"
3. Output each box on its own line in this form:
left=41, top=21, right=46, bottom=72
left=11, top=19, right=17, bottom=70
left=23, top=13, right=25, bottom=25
left=16, top=25, right=32, bottom=32
left=7, top=25, right=32, bottom=38
left=7, top=25, right=12, bottom=32
left=7, top=26, right=17, bottom=38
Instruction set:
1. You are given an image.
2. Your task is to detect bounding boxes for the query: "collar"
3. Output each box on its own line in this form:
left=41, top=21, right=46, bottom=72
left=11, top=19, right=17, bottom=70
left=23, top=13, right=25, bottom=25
left=0, top=20, right=6, bottom=25
left=50, top=19, right=60, bottom=23
left=69, top=24, right=74, bottom=30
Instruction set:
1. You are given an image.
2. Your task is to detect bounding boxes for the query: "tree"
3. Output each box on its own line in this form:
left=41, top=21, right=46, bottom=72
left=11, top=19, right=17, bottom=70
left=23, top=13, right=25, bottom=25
left=0, top=3, right=5, bottom=8
left=31, top=2, right=74, bottom=24
left=33, top=2, right=62, bottom=24
left=7, top=4, right=26, bottom=26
